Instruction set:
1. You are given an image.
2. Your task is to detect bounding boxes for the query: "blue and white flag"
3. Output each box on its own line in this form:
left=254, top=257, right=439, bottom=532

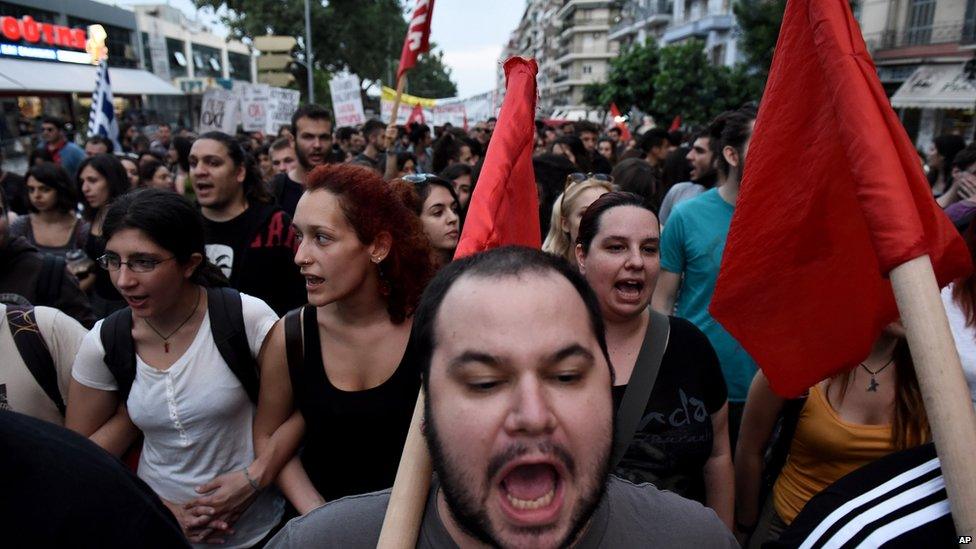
left=87, top=60, right=120, bottom=150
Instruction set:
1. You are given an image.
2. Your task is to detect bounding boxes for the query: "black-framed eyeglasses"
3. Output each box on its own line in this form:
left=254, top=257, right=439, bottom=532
left=98, top=253, right=175, bottom=273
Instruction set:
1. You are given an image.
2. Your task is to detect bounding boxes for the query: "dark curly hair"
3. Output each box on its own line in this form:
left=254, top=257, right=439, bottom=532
left=305, top=164, right=435, bottom=323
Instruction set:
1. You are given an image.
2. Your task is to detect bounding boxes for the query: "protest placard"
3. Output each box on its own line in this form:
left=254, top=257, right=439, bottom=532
left=241, top=83, right=271, bottom=132
left=329, top=74, right=367, bottom=127
left=265, top=87, right=301, bottom=135
left=199, top=87, right=240, bottom=134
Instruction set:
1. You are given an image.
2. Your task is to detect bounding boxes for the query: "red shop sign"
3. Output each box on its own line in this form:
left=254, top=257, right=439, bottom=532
left=0, top=16, right=87, bottom=51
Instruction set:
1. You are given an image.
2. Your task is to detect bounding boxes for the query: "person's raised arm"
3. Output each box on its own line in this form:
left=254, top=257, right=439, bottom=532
left=733, top=371, right=786, bottom=541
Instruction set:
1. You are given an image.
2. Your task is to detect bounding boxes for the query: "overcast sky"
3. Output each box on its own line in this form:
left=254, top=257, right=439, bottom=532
left=100, top=0, right=526, bottom=97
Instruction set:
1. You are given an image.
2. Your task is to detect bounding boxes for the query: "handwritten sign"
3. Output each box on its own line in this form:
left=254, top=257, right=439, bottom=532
left=329, top=73, right=366, bottom=127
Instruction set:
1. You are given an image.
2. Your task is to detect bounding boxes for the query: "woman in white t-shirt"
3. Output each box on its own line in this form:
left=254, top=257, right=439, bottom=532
left=942, top=223, right=976, bottom=407
left=66, top=188, right=283, bottom=547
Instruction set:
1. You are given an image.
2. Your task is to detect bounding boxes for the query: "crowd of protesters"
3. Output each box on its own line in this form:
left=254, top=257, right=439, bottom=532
left=0, top=103, right=973, bottom=548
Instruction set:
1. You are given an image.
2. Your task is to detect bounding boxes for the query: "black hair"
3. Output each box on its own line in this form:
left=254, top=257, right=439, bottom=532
left=709, top=108, right=756, bottom=180
left=40, top=115, right=64, bottom=129
left=553, top=135, right=591, bottom=172
left=638, top=128, right=670, bottom=154
left=577, top=191, right=657, bottom=253
left=28, top=147, right=54, bottom=167
left=132, top=134, right=151, bottom=154
left=410, top=246, right=614, bottom=394
left=157, top=122, right=171, bottom=130
left=197, top=131, right=272, bottom=204
left=76, top=154, right=130, bottom=220
left=668, top=130, right=684, bottom=147
left=533, top=153, right=577, bottom=238
left=335, top=126, right=357, bottom=142
left=103, top=188, right=228, bottom=287
left=397, top=175, right=460, bottom=219
left=439, top=162, right=472, bottom=182
left=172, top=136, right=193, bottom=173
left=291, top=104, right=333, bottom=134
left=138, top=158, right=167, bottom=187
left=396, top=152, right=418, bottom=173
left=932, top=134, right=967, bottom=186
left=662, top=145, right=692, bottom=191
left=362, top=119, right=386, bottom=139
left=409, top=122, right=430, bottom=145
left=459, top=136, right=481, bottom=159
left=277, top=124, right=293, bottom=137
left=25, top=162, right=78, bottom=214
left=86, top=135, right=115, bottom=154
left=611, top=158, right=660, bottom=211
left=270, top=137, right=293, bottom=152
left=574, top=120, right=600, bottom=136
left=953, top=147, right=976, bottom=172
left=432, top=132, right=460, bottom=174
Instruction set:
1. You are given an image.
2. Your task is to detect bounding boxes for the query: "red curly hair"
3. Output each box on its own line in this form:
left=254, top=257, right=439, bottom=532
left=305, top=163, right=434, bottom=323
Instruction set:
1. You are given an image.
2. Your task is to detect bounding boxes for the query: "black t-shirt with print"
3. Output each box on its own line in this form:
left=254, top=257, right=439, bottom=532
left=611, top=315, right=728, bottom=504
left=202, top=202, right=306, bottom=315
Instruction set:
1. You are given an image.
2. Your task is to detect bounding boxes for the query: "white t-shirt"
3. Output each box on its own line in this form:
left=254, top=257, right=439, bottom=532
left=941, top=284, right=976, bottom=408
left=0, top=304, right=87, bottom=424
left=72, top=292, right=283, bottom=548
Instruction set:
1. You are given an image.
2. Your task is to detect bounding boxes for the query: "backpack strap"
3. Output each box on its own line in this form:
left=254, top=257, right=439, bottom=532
left=36, top=254, right=65, bottom=307
left=611, top=310, right=671, bottom=470
left=99, top=307, right=137, bottom=402
left=207, top=287, right=260, bottom=404
left=5, top=306, right=65, bottom=416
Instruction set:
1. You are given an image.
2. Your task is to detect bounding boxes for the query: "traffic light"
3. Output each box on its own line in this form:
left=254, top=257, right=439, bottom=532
left=254, top=35, right=297, bottom=87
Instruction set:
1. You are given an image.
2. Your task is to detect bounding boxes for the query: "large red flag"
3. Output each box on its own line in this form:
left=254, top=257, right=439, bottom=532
left=454, top=57, right=540, bottom=259
left=397, top=0, right=435, bottom=81
left=709, top=0, right=972, bottom=397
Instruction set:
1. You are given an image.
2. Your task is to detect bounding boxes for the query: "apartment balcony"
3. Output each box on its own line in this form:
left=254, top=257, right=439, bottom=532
left=560, top=18, right=612, bottom=38
left=555, top=45, right=618, bottom=65
left=863, top=22, right=969, bottom=62
left=556, top=0, right=612, bottom=21
left=609, top=0, right=673, bottom=42
left=661, top=13, right=734, bottom=44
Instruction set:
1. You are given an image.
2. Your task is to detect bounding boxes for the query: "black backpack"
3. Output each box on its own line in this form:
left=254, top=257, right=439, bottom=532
left=99, top=287, right=260, bottom=404
left=4, top=305, right=65, bottom=416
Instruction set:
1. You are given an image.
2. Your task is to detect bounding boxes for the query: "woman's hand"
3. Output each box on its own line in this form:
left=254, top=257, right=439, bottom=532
left=162, top=498, right=229, bottom=543
left=185, top=469, right=258, bottom=528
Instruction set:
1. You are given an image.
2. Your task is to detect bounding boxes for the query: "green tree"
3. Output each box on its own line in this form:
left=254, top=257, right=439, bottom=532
left=582, top=39, right=659, bottom=112
left=651, top=40, right=748, bottom=127
left=407, top=47, right=458, bottom=98
left=732, top=0, right=787, bottom=86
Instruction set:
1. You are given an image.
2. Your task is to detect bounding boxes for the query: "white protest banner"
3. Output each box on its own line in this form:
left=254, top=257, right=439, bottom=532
left=199, top=87, right=240, bottom=134
left=240, top=83, right=271, bottom=132
left=265, top=87, right=301, bottom=135
left=329, top=74, right=367, bottom=127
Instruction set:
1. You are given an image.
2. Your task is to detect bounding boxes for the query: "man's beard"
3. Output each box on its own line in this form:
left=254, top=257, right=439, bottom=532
left=296, top=144, right=327, bottom=170
left=693, top=168, right=718, bottom=189
left=425, top=396, right=612, bottom=548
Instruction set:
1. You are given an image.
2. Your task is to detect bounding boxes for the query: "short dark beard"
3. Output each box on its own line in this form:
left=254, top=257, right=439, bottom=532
left=296, top=143, right=313, bottom=171
left=694, top=169, right=718, bottom=189
left=425, top=395, right=612, bottom=548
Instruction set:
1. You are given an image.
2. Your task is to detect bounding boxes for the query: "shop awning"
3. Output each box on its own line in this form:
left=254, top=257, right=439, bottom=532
left=0, top=58, right=182, bottom=96
left=890, top=64, right=976, bottom=110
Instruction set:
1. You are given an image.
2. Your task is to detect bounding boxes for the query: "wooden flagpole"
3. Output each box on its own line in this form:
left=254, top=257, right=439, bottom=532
left=890, top=255, right=976, bottom=537
left=388, top=74, right=407, bottom=127
left=377, top=393, right=431, bottom=548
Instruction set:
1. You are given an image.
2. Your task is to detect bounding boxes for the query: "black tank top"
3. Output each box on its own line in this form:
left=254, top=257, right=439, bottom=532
left=288, top=306, right=420, bottom=502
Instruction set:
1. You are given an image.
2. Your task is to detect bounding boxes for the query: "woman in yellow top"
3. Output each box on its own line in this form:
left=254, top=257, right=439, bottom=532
left=734, top=323, right=930, bottom=548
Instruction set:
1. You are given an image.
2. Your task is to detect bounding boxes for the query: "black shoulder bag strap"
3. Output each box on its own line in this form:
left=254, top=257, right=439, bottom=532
left=100, top=308, right=137, bottom=402
left=37, top=254, right=65, bottom=307
left=5, top=306, right=65, bottom=416
left=283, top=307, right=304, bottom=387
left=611, top=310, right=671, bottom=470
left=207, top=287, right=260, bottom=405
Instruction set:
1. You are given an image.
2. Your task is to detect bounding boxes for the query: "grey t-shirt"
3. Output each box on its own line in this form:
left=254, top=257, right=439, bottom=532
left=267, top=476, right=737, bottom=548
left=659, top=182, right=706, bottom=226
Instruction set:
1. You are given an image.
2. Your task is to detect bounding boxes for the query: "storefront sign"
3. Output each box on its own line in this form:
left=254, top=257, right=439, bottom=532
left=0, top=42, right=90, bottom=63
left=199, top=88, right=240, bottom=134
left=0, top=16, right=87, bottom=50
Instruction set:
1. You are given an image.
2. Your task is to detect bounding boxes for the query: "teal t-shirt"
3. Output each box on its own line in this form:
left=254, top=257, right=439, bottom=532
left=660, top=188, right=757, bottom=402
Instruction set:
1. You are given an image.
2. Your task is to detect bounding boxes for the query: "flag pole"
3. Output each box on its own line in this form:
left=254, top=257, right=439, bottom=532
left=890, top=255, right=976, bottom=535
left=376, top=393, right=430, bottom=549
left=388, top=74, right=407, bottom=127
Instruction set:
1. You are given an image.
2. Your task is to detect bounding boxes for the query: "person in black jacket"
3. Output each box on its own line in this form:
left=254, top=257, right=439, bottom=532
left=190, top=132, right=306, bottom=315
left=0, top=187, right=94, bottom=328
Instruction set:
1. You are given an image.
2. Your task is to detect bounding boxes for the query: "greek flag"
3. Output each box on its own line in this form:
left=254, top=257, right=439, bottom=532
left=87, top=59, right=120, bottom=150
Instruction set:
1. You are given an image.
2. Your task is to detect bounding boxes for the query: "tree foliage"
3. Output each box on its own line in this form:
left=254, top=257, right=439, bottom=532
left=408, top=48, right=458, bottom=98
left=195, top=0, right=456, bottom=96
left=732, top=0, right=787, bottom=86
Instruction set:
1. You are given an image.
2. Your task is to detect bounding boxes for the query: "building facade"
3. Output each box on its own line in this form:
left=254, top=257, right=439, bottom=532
left=860, top=0, right=976, bottom=148
left=660, top=0, right=739, bottom=66
left=608, top=0, right=673, bottom=49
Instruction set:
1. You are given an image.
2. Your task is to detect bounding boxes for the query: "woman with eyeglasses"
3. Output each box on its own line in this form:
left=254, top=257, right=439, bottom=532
left=575, top=191, right=734, bottom=529
left=67, top=188, right=285, bottom=547
left=9, top=162, right=89, bottom=259
left=76, top=154, right=131, bottom=318
left=250, top=163, right=435, bottom=515
left=542, top=173, right=613, bottom=266
left=394, top=174, right=461, bottom=267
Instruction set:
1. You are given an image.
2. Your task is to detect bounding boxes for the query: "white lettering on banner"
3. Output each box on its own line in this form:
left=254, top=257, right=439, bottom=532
left=407, top=0, right=430, bottom=51
left=199, top=88, right=240, bottom=134
left=329, top=74, right=367, bottom=127
left=265, top=87, right=301, bottom=135
left=241, top=83, right=271, bottom=132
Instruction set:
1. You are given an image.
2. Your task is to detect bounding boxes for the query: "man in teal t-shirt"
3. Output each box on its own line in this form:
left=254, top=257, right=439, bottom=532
left=653, top=108, right=756, bottom=444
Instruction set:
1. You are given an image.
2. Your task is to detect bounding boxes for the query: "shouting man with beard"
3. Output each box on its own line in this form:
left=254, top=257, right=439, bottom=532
left=267, top=247, right=734, bottom=548
left=269, top=104, right=334, bottom=218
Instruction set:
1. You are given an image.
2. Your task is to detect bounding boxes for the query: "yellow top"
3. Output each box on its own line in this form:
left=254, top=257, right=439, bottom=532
left=772, top=384, right=894, bottom=524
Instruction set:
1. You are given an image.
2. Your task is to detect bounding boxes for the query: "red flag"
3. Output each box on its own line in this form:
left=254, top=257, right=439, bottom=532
left=406, top=104, right=425, bottom=126
left=668, top=115, right=682, bottom=132
left=609, top=102, right=631, bottom=142
left=397, top=0, right=435, bottom=81
left=455, top=58, right=540, bottom=259
left=709, top=0, right=972, bottom=397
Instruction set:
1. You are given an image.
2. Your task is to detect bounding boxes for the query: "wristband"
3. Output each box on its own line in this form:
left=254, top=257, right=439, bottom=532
left=242, top=467, right=260, bottom=492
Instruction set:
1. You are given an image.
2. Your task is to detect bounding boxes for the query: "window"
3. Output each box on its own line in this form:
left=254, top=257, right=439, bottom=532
left=166, top=37, right=187, bottom=78
left=906, top=0, right=937, bottom=46
left=964, top=0, right=976, bottom=44
left=582, top=64, right=593, bottom=74
left=228, top=51, right=251, bottom=81
left=67, top=18, right=138, bottom=68
left=191, top=43, right=222, bottom=77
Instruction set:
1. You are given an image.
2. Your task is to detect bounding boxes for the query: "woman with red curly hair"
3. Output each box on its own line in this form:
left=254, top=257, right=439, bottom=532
left=248, top=163, right=435, bottom=516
